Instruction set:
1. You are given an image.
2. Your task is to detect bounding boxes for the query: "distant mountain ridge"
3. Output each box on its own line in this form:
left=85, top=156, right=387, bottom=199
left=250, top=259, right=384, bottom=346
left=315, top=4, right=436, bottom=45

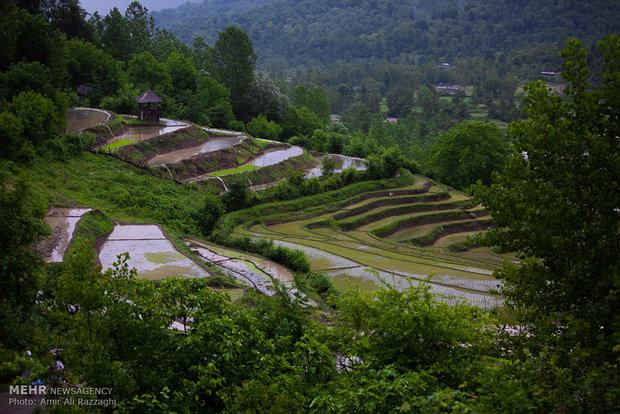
left=151, top=0, right=277, bottom=36
left=152, top=0, right=620, bottom=70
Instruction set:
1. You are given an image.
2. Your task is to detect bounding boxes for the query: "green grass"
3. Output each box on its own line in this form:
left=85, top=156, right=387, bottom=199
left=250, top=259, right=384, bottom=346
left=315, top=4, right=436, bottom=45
left=207, top=165, right=261, bottom=176
left=100, top=139, right=136, bottom=152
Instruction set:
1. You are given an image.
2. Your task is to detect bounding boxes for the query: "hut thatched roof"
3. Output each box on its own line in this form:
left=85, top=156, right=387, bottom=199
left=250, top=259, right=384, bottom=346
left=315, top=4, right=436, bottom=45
left=136, top=89, right=163, bottom=104
left=76, top=84, right=93, bottom=95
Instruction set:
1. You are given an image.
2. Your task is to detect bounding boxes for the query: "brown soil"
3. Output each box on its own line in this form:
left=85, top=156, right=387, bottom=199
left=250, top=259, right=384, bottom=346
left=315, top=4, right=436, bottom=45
left=114, top=125, right=208, bottom=164
left=221, top=153, right=319, bottom=187
left=167, top=140, right=288, bottom=182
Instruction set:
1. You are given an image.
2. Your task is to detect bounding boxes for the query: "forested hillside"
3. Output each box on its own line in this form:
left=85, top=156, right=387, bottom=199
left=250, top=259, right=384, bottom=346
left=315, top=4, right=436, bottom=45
left=153, top=0, right=620, bottom=70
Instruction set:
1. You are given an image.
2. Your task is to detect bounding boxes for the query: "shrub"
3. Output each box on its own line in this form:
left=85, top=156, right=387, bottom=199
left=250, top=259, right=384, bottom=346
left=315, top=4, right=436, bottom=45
left=247, top=114, right=282, bottom=140
left=193, top=193, right=226, bottom=236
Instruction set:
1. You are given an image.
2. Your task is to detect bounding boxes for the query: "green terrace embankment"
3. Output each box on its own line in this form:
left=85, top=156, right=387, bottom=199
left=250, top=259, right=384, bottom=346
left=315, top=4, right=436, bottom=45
left=367, top=207, right=488, bottom=239
left=113, top=125, right=221, bottom=164
left=220, top=151, right=318, bottom=187
left=401, top=218, right=496, bottom=247
left=219, top=173, right=418, bottom=233
left=311, top=199, right=478, bottom=231
left=157, top=138, right=288, bottom=182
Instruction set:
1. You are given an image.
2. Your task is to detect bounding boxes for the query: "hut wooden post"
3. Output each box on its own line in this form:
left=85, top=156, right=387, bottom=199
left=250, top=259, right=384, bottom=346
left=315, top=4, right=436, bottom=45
left=135, top=90, right=164, bottom=122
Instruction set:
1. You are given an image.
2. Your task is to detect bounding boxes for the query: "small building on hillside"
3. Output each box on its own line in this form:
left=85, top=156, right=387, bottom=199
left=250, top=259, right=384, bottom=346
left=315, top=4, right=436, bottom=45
left=76, top=84, right=93, bottom=101
left=136, top=89, right=163, bottom=122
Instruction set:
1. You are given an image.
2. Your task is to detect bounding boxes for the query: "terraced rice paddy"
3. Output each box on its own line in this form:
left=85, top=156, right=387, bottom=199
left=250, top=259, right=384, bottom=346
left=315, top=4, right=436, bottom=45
left=148, top=135, right=246, bottom=166
left=250, top=146, right=304, bottom=167
left=305, top=154, right=367, bottom=178
left=101, top=119, right=190, bottom=151
left=41, top=207, right=92, bottom=262
left=187, top=239, right=317, bottom=305
left=99, top=224, right=209, bottom=280
left=233, top=176, right=505, bottom=308
left=65, top=108, right=111, bottom=134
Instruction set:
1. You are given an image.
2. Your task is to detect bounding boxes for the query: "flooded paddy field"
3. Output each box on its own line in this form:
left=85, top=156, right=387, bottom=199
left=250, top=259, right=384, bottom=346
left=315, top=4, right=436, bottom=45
left=103, top=119, right=189, bottom=149
left=232, top=175, right=507, bottom=309
left=65, top=108, right=111, bottom=134
left=250, top=146, right=304, bottom=167
left=187, top=238, right=296, bottom=296
left=99, top=224, right=209, bottom=280
left=40, top=207, right=92, bottom=262
left=305, top=154, right=367, bottom=178
left=148, top=135, right=246, bottom=166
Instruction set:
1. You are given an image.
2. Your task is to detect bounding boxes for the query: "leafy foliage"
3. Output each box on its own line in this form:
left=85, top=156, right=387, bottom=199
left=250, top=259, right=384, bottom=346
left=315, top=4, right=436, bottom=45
left=430, top=121, right=511, bottom=190
left=474, top=36, right=620, bottom=411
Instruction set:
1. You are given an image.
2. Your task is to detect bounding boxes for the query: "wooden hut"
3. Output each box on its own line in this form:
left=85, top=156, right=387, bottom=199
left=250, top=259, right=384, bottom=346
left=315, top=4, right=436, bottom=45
left=136, top=90, right=163, bottom=122
left=76, top=84, right=93, bottom=101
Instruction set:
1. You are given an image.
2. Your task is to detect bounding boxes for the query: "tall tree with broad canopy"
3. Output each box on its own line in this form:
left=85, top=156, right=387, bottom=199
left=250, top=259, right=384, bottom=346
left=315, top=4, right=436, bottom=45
left=430, top=120, right=510, bottom=190
left=474, top=35, right=620, bottom=411
left=210, top=26, right=257, bottom=119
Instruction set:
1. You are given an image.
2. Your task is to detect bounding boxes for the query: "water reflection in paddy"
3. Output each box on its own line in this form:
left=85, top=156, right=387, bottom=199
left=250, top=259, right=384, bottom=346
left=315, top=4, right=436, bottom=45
left=99, top=224, right=208, bottom=280
left=269, top=238, right=502, bottom=308
left=305, top=154, right=367, bottom=178
left=148, top=136, right=245, bottom=166
left=189, top=243, right=275, bottom=295
left=44, top=208, right=92, bottom=262
left=65, top=108, right=110, bottom=134
left=111, top=121, right=188, bottom=144
left=250, top=146, right=304, bottom=167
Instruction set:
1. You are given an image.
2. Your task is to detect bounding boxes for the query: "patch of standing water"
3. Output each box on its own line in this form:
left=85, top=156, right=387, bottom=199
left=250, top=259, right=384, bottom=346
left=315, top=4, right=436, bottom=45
left=250, top=146, right=304, bottom=167
left=270, top=239, right=360, bottom=270
left=43, top=208, right=92, bottom=262
left=148, top=136, right=245, bottom=167
left=324, top=267, right=503, bottom=309
left=110, top=123, right=188, bottom=144
left=269, top=238, right=502, bottom=309
left=305, top=154, right=367, bottom=178
left=189, top=245, right=274, bottom=294
left=65, top=108, right=111, bottom=134
left=99, top=224, right=208, bottom=280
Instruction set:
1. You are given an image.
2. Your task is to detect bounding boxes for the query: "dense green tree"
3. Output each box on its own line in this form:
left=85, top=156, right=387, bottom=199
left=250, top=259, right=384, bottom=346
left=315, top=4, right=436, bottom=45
left=281, top=106, right=323, bottom=139
left=342, top=101, right=372, bottom=133
left=238, top=77, right=289, bottom=122
left=127, top=52, right=173, bottom=94
left=0, top=170, right=49, bottom=348
left=246, top=113, right=282, bottom=140
left=166, top=51, right=198, bottom=92
left=211, top=26, right=257, bottom=117
left=9, top=90, right=66, bottom=145
left=386, top=85, right=414, bottom=117
left=96, top=8, right=131, bottom=61
left=417, top=85, right=440, bottom=119
left=0, top=112, right=24, bottom=159
left=65, top=39, right=122, bottom=106
left=313, top=281, right=495, bottom=411
left=124, top=1, right=157, bottom=55
left=193, top=193, right=225, bottom=235
left=292, top=84, right=331, bottom=123
left=474, top=36, right=620, bottom=411
left=221, top=176, right=250, bottom=211
left=182, top=76, right=234, bottom=127
left=430, top=121, right=510, bottom=190
left=45, top=0, right=92, bottom=40
left=0, top=61, right=57, bottom=102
